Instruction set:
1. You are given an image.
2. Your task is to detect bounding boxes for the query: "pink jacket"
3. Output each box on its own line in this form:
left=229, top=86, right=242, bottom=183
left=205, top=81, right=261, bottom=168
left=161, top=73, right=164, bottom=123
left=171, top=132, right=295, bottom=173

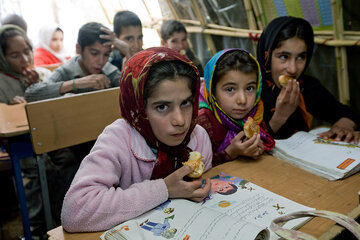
left=61, top=119, right=212, bottom=232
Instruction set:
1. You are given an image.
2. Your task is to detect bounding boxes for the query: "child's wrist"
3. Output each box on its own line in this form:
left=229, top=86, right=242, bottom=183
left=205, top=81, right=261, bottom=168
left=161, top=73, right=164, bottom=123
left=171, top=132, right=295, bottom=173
left=225, top=147, right=236, bottom=160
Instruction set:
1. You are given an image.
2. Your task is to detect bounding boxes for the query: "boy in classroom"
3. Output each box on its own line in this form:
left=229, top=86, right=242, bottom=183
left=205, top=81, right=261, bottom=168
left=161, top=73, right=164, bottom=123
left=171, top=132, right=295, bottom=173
left=24, top=22, right=121, bottom=102
left=61, top=47, right=212, bottom=232
left=257, top=16, right=360, bottom=143
left=198, top=48, right=275, bottom=166
left=1, top=13, right=28, bottom=32
left=160, top=19, right=204, bottom=76
left=102, top=10, right=143, bottom=71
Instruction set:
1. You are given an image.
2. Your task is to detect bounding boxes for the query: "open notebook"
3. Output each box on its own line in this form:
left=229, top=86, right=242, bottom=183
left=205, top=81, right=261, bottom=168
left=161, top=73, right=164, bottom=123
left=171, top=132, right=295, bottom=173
left=271, top=127, right=360, bottom=181
left=100, top=173, right=313, bottom=240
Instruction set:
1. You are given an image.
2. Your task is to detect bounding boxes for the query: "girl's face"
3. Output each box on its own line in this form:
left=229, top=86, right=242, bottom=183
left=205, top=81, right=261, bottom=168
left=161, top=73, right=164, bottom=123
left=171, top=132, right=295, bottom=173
left=215, top=70, right=257, bottom=120
left=163, top=31, right=188, bottom=53
left=145, top=76, right=193, bottom=146
left=5, top=35, right=33, bottom=74
left=49, top=30, right=64, bottom=53
left=271, top=37, right=307, bottom=87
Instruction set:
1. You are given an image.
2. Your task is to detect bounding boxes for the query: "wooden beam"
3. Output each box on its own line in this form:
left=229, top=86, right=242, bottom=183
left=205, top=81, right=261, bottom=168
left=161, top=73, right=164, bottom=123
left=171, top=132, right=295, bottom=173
left=331, top=0, right=350, bottom=104
left=189, top=0, right=216, bottom=55
left=164, top=0, right=180, bottom=20
left=141, top=0, right=161, bottom=38
left=98, top=0, right=111, bottom=25
left=243, top=0, right=258, bottom=55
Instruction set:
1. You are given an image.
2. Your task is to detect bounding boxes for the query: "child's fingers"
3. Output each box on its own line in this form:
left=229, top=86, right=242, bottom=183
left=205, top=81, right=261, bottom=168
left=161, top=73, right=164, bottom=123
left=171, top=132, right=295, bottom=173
left=233, top=131, right=245, bottom=143
left=189, top=178, right=211, bottom=201
left=242, top=133, right=257, bottom=146
left=99, top=34, right=110, bottom=39
left=176, top=165, right=194, bottom=178
left=236, top=131, right=245, bottom=138
left=100, top=27, right=112, bottom=34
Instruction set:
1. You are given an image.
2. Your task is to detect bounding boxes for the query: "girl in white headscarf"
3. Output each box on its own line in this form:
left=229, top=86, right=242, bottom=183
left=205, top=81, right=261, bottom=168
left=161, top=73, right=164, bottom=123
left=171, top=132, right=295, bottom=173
left=34, top=24, right=70, bottom=67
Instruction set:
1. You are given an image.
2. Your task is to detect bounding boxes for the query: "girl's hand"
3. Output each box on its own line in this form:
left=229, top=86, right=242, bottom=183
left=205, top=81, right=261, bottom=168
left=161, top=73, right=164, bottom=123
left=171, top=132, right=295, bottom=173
left=270, top=80, right=300, bottom=133
left=317, top=118, right=359, bottom=144
left=164, top=165, right=211, bottom=202
left=22, top=68, right=39, bottom=85
left=11, top=96, right=26, bottom=104
left=225, top=131, right=263, bottom=159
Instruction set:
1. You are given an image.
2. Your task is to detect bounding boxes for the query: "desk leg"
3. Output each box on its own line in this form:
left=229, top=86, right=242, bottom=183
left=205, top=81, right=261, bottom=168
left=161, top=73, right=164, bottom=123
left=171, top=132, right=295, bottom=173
left=37, top=155, right=53, bottom=230
left=8, top=137, right=33, bottom=240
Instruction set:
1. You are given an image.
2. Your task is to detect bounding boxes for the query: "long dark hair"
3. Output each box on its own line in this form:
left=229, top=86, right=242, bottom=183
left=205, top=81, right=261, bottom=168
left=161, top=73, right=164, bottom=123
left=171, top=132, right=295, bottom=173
left=272, top=21, right=314, bottom=55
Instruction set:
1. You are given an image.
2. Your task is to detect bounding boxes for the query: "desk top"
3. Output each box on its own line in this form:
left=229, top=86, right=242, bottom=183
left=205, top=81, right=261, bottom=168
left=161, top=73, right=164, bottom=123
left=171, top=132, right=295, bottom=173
left=0, top=103, right=28, bottom=137
left=47, top=154, right=360, bottom=240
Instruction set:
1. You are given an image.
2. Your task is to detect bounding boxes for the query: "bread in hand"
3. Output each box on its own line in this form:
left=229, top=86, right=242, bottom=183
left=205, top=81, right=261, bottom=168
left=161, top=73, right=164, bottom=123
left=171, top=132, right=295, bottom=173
left=244, top=116, right=260, bottom=138
left=179, top=49, right=186, bottom=56
left=182, top=151, right=204, bottom=178
left=278, top=75, right=294, bottom=87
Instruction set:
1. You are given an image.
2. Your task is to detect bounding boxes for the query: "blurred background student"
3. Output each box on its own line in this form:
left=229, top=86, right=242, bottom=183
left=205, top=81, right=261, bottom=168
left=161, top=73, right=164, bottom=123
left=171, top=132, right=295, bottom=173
left=160, top=19, right=203, bottom=76
left=107, top=10, right=143, bottom=71
left=0, top=24, right=50, bottom=104
left=34, top=24, right=70, bottom=68
left=1, top=13, right=28, bottom=33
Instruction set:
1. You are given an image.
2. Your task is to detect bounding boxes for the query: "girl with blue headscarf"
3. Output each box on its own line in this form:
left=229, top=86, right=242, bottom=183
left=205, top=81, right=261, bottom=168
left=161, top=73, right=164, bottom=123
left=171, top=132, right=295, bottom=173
left=198, top=48, right=275, bottom=166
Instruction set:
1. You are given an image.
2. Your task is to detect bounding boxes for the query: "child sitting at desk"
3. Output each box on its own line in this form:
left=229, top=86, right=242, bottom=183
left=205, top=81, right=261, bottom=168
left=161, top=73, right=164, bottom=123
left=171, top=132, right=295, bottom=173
left=100, top=10, right=144, bottom=71
left=34, top=24, right=70, bottom=67
left=160, top=19, right=204, bottom=76
left=25, top=22, right=121, bottom=102
left=61, top=47, right=212, bottom=232
left=0, top=24, right=50, bottom=104
left=257, top=16, right=360, bottom=143
left=198, top=49, right=275, bottom=166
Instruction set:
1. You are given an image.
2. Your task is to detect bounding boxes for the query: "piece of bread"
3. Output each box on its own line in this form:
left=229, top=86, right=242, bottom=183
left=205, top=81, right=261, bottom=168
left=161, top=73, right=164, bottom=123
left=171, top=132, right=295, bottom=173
left=244, top=116, right=260, bottom=138
left=26, top=65, right=35, bottom=70
left=182, top=151, right=204, bottom=178
left=179, top=49, right=186, bottom=56
left=278, top=75, right=294, bottom=87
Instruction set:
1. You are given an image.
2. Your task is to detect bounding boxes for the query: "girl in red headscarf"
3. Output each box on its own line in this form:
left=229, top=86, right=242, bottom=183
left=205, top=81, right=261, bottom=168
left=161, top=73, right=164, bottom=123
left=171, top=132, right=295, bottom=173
left=61, top=47, right=212, bottom=232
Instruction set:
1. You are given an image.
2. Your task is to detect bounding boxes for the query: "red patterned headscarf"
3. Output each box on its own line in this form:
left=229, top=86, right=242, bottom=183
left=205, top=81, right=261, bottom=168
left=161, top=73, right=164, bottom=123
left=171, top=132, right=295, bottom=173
left=119, top=47, right=200, bottom=179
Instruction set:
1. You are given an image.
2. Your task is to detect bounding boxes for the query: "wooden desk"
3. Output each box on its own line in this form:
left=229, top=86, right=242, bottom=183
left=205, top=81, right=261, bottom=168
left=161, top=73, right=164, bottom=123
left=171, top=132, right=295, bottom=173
left=0, top=103, right=33, bottom=240
left=0, top=103, right=28, bottom=137
left=47, top=154, right=360, bottom=240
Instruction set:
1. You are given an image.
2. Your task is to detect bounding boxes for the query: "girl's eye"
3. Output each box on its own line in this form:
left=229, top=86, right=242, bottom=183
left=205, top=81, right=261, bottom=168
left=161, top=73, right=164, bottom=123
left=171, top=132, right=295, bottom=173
left=279, top=55, right=288, bottom=60
left=246, top=86, right=255, bottom=92
left=9, top=53, right=19, bottom=59
left=225, top=87, right=234, bottom=92
left=181, top=99, right=192, bottom=107
left=297, top=54, right=307, bottom=61
left=156, top=104, right=168, bottom=112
